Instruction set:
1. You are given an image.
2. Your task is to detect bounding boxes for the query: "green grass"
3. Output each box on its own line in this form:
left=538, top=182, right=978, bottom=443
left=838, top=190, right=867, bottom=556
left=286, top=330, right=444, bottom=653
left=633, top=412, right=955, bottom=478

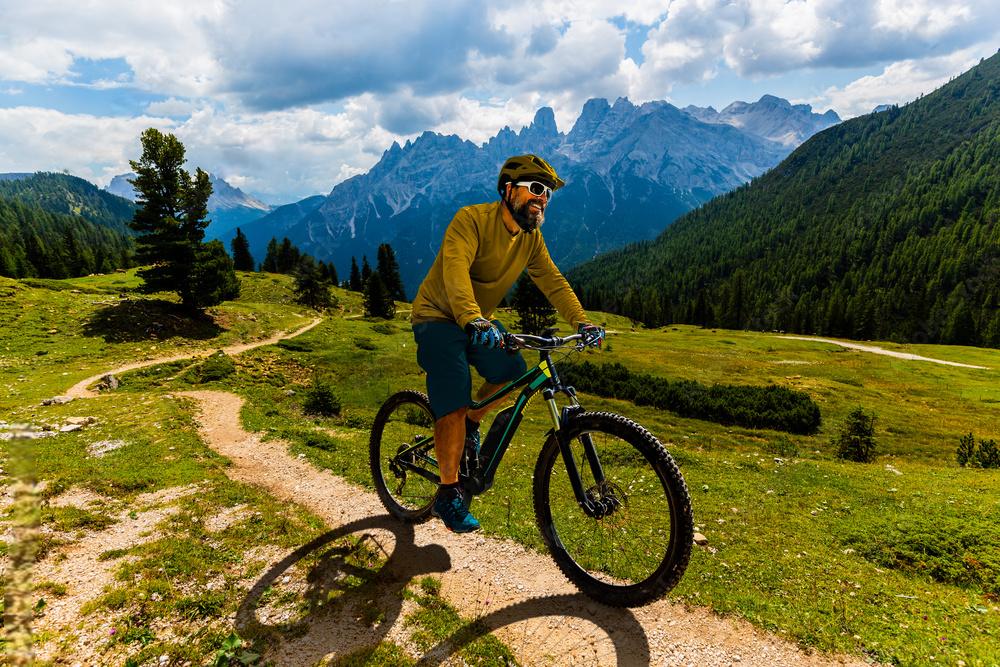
left=7, top=272, right=1000, bottom=664
left=3, top=273, right=520, bottom=663
left=178, top=313, right=1000, bottom=665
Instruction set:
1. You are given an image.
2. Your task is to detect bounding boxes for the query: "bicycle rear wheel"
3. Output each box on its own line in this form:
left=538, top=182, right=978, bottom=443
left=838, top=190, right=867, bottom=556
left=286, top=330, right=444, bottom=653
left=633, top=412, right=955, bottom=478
left=370, top=390, right=439, bottom=522
left=533, top=412, right=693, bottom=607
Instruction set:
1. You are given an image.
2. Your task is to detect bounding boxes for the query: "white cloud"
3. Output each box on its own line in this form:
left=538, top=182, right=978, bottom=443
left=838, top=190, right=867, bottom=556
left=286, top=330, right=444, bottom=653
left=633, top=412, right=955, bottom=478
left=0, top=107, right=173, bottom=185
left=806, top=44, right=994, bottom=118
left=0, top=0, right=222, bottom=95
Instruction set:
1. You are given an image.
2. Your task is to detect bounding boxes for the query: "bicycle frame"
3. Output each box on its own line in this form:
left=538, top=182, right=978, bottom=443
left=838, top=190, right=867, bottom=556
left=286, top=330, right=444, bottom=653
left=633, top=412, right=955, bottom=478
left=393, top=334, right=611, bottom=515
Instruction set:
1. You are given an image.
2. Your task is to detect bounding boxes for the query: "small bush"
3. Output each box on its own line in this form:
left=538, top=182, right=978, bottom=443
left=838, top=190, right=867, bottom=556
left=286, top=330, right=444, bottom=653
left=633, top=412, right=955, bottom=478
left=957, top=433, right=1000, bottom=468
left=370, top=322, right=397, bottom=335
left=303, top=378, right=341, bottom=417
left=833, top=406, right=877, bottom=463
left=185, top=351, right=236, bottom=383
left=354, top=337, right=377, bottom=351
left=975, top=439, right=1000, bottom=468
left=957, top=432, right=977, bottom=467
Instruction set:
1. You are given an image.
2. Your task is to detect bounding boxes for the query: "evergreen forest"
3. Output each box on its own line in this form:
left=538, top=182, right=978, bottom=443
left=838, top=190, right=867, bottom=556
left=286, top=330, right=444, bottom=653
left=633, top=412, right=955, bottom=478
left=0, top=197, right=134, bottom=278
left=569, top=51, right=1000, bottom=347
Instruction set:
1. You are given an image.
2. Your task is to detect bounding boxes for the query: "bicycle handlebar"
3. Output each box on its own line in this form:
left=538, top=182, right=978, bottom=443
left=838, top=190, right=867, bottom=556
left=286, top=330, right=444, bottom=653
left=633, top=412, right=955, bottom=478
left=504, top=332, right=587, bottom=351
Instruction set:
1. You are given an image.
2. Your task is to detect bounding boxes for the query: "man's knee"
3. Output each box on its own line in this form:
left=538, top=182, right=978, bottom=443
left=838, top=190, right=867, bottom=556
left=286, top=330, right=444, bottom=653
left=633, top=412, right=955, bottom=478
left=436, top=406, right=468, bottom=426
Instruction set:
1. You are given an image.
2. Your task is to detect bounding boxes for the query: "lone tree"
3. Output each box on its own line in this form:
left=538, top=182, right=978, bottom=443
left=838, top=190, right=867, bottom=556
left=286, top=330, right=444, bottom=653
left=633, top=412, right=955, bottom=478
left=512, top=273, right=557, bottom=335
left=376, top=243, right=406, bottom=301
left=129, top=128, right=238, bottom=309
left=231, top=228, right=255, bottom=271
left=363, top=272, right=396, bottom=319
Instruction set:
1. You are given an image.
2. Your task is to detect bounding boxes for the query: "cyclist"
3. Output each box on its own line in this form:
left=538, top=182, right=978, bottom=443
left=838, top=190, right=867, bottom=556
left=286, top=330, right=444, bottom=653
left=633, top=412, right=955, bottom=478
left=410, top=154, right=604, bottom=532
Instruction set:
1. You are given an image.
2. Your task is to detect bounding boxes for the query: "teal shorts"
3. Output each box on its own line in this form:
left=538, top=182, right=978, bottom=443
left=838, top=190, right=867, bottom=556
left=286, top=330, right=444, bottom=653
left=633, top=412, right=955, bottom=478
left=413, top=319, right=527, bottom=420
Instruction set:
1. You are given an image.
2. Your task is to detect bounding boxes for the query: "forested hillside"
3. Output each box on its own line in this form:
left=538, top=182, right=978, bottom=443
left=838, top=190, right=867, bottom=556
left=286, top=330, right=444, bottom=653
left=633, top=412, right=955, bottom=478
left=0, top=172, right=136, bottom=235
left=0, top=198, right=133, bottom=278
left=569, top=51, right=1000, bottom=347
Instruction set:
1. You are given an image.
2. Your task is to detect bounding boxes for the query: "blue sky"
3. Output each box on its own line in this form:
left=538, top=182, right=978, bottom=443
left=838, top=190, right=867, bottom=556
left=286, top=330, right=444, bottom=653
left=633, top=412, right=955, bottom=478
left=0, top=1, right=997, bottom=204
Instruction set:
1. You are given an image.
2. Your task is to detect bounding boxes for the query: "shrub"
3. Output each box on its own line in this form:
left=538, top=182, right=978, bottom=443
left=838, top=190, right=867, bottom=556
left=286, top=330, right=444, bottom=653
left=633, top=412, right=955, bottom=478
left=957, top=433, right=1000, bottom=468
left=370, top=322, right=397, bottom=335
left=957, top=432, right=977, bottom=467
left=185, top=351, right=235, bottom=383
left=845, top=518, right=1000, bottom=594
left=303, top=378, right=341, bottom=417
left=833, top=406, right=877, bottom=463
left=354, top=337, right=377, bottom=351
left=559, top=361, right=821, bottom=434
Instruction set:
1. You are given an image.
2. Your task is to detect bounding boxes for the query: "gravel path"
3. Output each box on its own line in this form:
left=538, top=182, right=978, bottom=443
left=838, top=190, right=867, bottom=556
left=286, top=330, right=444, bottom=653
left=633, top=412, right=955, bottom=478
left=181, top=389, right=867, bottom=666
left=777, top=335, right=989, bottom=369
left=64, top=316, right=322, bottom=398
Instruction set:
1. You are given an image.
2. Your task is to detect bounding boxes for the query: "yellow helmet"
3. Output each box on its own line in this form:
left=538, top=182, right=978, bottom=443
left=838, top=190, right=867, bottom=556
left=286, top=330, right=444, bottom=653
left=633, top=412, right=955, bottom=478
left=497, top=154, right=565, bottom=195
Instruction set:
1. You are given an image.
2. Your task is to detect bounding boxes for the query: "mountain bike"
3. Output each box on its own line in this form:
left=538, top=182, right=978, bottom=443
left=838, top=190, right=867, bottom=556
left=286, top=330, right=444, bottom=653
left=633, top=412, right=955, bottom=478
left=369, top=330, right=693, bottom=607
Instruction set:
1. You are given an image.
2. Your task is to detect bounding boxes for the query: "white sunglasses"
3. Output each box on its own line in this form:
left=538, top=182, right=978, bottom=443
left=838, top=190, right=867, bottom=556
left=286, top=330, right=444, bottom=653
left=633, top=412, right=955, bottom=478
left=514, top=180, right=554, bottom=199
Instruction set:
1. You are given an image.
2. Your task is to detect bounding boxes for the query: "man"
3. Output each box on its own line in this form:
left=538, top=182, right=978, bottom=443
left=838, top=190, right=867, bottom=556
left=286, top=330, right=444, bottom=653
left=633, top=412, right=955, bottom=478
left=410, top=154, right=604, bottom=532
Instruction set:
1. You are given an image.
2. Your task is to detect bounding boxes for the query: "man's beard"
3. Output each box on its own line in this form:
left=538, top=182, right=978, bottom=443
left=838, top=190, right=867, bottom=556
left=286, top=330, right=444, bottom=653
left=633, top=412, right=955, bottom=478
left=508, top=196, right=545, bottom=233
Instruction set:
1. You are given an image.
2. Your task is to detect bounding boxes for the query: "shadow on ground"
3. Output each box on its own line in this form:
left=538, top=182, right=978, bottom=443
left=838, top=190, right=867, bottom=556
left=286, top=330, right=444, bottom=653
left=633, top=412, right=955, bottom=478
left=82, top=298, right=222, bottom=342
left=236, top=515, right=650, bottom=666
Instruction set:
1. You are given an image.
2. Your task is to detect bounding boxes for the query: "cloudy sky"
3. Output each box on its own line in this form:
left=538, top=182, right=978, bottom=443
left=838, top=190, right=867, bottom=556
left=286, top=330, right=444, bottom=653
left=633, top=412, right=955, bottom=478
left=0, top=0, right=997, bottom=204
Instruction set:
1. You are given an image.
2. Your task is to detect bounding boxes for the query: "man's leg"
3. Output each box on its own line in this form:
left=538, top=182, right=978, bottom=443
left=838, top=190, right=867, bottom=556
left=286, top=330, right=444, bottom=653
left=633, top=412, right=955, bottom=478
left=467, top=381, right=507, bottom=424
left=434, top=407, right=468, bottom=485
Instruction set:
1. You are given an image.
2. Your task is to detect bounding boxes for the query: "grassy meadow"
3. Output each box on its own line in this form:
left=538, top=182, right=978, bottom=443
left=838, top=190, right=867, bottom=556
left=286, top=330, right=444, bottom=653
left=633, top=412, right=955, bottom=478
left=3, top=271, right=1000, bottom=665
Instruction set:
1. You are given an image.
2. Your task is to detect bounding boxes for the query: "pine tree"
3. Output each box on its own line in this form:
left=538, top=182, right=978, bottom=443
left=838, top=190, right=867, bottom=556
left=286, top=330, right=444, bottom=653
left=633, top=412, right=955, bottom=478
left=363, top=272, right=395, bottom=319
left=376, top=243, right=406, bottom=301
left=361, top=255, right=372, bottom=286
left=261, top=237, right=279, bottom=272
left=512, top=273, right=557, bottom=335
left=129, top=128, right=238, bottom=310
left=277, top=237, right=300, bottom=273
left=231, top=227, right=255, bottom=271
left=348, top=256, right=362, bottom=291
left=293, top=256, right=336, bottom=310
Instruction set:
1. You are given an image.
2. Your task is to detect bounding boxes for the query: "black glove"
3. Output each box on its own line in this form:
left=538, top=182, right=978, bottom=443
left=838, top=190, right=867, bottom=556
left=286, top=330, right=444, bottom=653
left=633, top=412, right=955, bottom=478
left=578, top=322, right=605, bottom=348
left=465, top=317, right=504, bottom=349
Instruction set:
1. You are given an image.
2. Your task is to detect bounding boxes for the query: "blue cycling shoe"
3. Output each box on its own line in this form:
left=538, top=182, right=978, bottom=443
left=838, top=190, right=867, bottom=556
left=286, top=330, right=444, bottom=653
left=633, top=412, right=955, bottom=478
left=433, top=486, right=481, bottom=533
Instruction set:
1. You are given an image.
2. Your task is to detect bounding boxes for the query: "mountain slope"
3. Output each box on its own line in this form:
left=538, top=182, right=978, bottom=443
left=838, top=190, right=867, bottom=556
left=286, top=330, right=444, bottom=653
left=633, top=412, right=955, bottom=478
left=244, top=99, right=790, bottom=294
left=683, top=95, right=840, bottom=146
left=1, top=172, right=136, bottom=235
left=107, top=172, right=272, bottom=239
left=0, top=197, right=133, bottom=278
left=569, top=51, right=1000, bottom=347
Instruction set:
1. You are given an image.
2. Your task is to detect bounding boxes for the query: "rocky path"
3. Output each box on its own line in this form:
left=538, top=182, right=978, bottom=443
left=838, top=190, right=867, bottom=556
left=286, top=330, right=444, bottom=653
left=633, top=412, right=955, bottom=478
left=64, top=317, right=323, bottom=398
left=182, top=389, right=866, bottom=666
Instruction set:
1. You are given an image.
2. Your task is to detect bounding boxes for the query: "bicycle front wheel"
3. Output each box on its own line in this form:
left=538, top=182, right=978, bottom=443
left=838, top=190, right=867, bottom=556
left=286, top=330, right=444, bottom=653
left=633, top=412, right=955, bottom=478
left=533, top=412, right=693, bottom=607
left=370, top=390, right=439, bottom=522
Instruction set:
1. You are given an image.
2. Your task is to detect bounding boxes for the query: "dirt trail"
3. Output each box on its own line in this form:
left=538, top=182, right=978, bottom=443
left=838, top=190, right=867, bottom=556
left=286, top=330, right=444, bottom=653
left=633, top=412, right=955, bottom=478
left=182, top=390, right=865, bottom=666
left=64, top=317, right=322, bottom=398
left=778, top=335, right=989, bottom=370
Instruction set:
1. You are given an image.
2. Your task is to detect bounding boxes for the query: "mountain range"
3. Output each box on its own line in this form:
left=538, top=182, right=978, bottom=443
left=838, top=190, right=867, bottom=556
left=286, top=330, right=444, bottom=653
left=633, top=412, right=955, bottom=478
left=568, top=51, right=1000, bottom=347
left=107, top=172, right=272, bottom=240
left=223, top=94, right=838, bottom=295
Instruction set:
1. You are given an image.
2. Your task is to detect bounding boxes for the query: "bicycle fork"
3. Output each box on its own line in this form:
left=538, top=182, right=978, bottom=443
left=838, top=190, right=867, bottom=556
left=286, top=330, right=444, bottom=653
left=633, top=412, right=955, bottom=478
left=544, top=389, right=615, bottom=519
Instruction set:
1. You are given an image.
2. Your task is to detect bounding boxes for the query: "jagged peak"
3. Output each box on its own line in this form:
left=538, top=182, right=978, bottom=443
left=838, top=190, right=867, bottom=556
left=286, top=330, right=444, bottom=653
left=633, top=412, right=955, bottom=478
left=531, top=106, right=558, bottom=133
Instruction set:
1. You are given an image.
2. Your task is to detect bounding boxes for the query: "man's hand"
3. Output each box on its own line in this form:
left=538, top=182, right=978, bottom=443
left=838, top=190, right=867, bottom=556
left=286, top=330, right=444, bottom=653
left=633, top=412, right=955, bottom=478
left=465, top=317, right=505, bottom=349
left=577, top=322, right=605, bottom=348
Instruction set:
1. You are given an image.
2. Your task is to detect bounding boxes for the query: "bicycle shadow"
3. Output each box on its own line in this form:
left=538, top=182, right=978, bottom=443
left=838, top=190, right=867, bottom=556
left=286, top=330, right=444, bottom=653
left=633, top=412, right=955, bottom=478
left=414, top=593, right=651, bottom=666
left=236, top=515, right=651, bottom=666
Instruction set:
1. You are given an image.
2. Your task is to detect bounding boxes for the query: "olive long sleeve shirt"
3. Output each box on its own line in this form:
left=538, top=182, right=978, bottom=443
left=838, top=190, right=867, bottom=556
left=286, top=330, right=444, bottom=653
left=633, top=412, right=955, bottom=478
left=411, top=201, right=588, bottom=329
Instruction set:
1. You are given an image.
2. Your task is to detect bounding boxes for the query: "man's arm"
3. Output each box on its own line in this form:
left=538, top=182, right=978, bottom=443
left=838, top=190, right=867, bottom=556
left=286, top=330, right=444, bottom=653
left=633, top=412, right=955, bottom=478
left=441, top=209, right=484, bottom=328
left=526, top=237, right=589, bottom=328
